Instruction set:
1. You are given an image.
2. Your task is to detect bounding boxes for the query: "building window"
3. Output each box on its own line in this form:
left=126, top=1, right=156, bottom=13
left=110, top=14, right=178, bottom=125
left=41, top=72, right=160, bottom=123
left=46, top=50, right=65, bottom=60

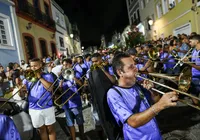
left=156, top=2, right=162, bottom=18
left=168, top=0, right=176, bottom=10
left=131, top=17, right=134, bottom=25
left=141, top=0, right=144, bottom=9
left=162, top=0, right=168, bottom=14
left=44, top=2, right=50, bottom=16
left=0, top=13, right=13, bottom=49
left=137, top=9, right=140, bottom=22
left=59, top=37, right=64, bottom=48
left=134, top=13, right=137, bottom=20
left=55, top=12, right=60, bottom=25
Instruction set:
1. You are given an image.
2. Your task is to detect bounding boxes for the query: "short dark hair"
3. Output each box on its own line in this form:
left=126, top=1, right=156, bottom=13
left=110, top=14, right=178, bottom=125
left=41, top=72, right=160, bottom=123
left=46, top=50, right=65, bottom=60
left=190, top=34, right=200, bottom=42
left=85, top=54, right=91, bottom=59
left=91, top=53, right=101, bottom=59
left=127, top=48, right=137, bottom=56
left=62, top=58, right=72, bottom=64
left=30, top=58, right=41, bottom=63
left=112, top=53, right=130, bottom=78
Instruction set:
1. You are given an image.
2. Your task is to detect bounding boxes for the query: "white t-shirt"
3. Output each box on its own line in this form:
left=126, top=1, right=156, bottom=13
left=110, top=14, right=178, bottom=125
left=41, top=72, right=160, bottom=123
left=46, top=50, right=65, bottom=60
left=21, top=64, right=28, bottom=70
left=12, top=87, right=23, bottom=101
left=52, top=65, right=63, bottom=77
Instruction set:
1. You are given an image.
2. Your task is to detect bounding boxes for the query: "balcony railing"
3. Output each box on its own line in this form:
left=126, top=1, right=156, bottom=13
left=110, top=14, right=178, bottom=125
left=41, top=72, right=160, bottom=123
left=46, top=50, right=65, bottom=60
left=16, top=1, right=55, bottom=30
left=133, top=18, right=141, bottom=26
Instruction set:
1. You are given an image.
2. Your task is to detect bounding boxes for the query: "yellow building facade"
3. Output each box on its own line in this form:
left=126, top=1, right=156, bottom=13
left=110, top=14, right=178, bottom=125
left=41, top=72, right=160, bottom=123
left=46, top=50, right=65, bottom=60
left=14, top=0, right=56, bottom=62
left=153, top=0, right=199, bottom=40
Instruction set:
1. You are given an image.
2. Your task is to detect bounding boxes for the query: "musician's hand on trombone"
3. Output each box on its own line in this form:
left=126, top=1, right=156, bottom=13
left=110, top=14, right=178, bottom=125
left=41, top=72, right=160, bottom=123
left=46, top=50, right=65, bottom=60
left=59, top=80, right=64, bottom=88
left=142, top=80, right=154, bottom=90
left=156, top=91, right=179, bottom=110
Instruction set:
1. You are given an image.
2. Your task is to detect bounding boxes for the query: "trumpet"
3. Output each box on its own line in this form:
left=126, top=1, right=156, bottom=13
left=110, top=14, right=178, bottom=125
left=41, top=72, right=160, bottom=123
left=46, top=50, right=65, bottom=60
left=137, top=67, right=200, bottom=110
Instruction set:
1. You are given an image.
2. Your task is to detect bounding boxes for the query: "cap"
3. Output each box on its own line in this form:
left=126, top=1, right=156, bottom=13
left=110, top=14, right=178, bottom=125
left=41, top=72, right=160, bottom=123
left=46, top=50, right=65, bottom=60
left=46, top=58, right=52, bottom=63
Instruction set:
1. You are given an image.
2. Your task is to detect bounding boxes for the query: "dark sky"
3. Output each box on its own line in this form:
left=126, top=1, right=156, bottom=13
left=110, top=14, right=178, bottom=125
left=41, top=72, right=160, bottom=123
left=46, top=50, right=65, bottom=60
left=55, top=0, right=129, bottom=47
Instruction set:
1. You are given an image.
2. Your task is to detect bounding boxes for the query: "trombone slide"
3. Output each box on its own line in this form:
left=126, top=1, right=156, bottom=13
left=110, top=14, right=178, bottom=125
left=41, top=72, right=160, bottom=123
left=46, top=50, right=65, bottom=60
left=151, top=88, right=200, bottom=111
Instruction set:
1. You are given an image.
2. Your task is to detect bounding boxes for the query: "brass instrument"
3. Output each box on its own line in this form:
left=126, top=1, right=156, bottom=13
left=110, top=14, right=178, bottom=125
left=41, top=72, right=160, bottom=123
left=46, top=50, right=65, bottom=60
left=148, top=47, right=160, bottom=61
left=173, top=48, right=193, bottom=69
left=137, top=67, right=200, bottom=110
left=24, top=68, right=42, bottom=82
left=53, top=72, right=87, bottom=108
left=36, top=68, right=75, bottom=108
left=54, top=63, right=106, bottom=108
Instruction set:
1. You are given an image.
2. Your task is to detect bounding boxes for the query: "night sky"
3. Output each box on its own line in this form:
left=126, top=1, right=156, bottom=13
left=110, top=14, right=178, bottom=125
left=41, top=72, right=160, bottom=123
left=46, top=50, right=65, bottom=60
left=55, top=0, right=129, bottom=48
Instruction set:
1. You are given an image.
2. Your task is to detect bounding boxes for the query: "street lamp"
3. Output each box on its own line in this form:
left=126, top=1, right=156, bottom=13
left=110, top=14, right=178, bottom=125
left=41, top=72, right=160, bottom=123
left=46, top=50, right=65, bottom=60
left=70, top=34, right=74, bottom=38
left=148, top=18, right=154, bottom=26
left=82, top=46, right=84, bottom=50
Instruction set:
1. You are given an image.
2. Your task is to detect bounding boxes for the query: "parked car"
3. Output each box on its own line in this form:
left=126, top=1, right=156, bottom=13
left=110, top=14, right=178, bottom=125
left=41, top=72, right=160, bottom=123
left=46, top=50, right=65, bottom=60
left=0, top=98, right=39, bottom=140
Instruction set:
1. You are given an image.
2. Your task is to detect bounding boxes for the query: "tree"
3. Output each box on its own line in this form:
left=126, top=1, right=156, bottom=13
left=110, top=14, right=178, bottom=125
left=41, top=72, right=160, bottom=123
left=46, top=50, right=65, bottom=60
left=125, top=25, right=145, bottom=48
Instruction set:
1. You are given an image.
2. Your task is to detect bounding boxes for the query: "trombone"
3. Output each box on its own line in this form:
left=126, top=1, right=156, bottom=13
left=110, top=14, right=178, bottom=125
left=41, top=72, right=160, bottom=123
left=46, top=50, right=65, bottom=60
left=36, top=68, right=75, bottom=108
left=137, top=67, right=200, bottom=110
left=53, top=63, right=107, bottom=108
left=173, top=48, right=193, bottom=69
left=53, top=70, right=88, bottom=108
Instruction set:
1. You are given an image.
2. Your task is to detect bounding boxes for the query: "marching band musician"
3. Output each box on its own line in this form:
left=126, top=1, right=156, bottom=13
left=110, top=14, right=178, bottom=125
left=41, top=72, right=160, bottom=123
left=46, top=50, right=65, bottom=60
left=60, top=58, right=85, bottom=140
left=107, top=53, right=179, bottom=140
left=184, top=35, right=200, bottom=105
left=22, top=58, right=56, bottom=140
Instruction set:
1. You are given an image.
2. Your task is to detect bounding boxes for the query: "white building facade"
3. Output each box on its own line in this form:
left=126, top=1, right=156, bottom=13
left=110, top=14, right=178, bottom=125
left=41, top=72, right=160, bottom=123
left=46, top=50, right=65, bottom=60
left=126, top=0, right=145, bottom=37
left=51, top=0, right=71, bottom=57
left=139, top=0, right=156, bottom=40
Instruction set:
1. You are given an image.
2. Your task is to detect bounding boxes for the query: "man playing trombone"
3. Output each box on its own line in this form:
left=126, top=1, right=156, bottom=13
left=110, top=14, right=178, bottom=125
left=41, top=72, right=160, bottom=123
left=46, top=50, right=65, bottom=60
left=107, top=53, right=179, bottom=140
left=59, top=58, right=85, bottom=140
left=184, top=35, right=200, bottom=105
left=22, top=58, right=56, bottom=140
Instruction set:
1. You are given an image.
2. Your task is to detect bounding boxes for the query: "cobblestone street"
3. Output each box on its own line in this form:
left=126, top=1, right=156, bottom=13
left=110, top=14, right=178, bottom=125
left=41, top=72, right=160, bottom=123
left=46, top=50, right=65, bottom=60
left=55, top=102, right=200, bottom=140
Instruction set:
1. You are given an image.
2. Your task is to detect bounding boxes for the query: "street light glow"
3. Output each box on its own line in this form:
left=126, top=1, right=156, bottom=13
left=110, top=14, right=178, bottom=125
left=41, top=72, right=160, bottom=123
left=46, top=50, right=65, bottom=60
left=148, top=19, right=153, bottom=26
left=70, top=34, right=74, bottom=38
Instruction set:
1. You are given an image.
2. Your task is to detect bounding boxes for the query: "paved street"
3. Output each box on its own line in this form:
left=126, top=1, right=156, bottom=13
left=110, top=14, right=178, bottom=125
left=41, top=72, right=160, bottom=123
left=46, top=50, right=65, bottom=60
left=54, top=102, right=200, bottom=140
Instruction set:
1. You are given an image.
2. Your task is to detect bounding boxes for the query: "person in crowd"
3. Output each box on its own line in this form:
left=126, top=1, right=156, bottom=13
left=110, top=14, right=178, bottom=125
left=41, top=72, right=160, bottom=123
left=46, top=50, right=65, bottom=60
left=0, top=114, right=21, bottom=140
left=59, top=58, right=85, bottom=140
left=12, top=63, right=21, bottom=87
left=84, top=54, right=92, bottom=69
left=184, top=35, right=200, bottom=105
left=52, top=58, right=63, bottom=77
left=177, top=35, right=190, bottom=58
left=22, top=58, right=56, bottom=140
left=20, top=60, right=28, bottom=71
left=107, top=53, right=178, bottom=140
left=0, top=65, right=6, bottom=96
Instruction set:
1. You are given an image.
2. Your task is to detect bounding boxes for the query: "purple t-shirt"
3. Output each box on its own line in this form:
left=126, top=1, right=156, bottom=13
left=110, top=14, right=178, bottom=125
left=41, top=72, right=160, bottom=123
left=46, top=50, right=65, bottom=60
left=61, top=80, right=82, bottom=109
left=107, top=84, right=162, bottom=140
left=23, top=73, right=54, bottom=110
left=192, top=49, right=200, bottom=79
left=160, top=52, right=175, bottom=70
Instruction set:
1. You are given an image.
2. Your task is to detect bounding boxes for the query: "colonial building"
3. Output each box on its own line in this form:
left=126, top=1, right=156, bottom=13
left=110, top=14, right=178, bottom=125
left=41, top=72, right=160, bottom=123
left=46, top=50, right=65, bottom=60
left=139, top=0, right=156, bottom=40
left=126, top=0, right=145, bottom=36
left=0, top=0, right=23, bottom=67
left=51, top=0, right=72, bottom=57
left=154, top=0, right=198, bottom=39
left=13, top=0, right=56, bottom=62
left=71, top=24, right=81, bottom=55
